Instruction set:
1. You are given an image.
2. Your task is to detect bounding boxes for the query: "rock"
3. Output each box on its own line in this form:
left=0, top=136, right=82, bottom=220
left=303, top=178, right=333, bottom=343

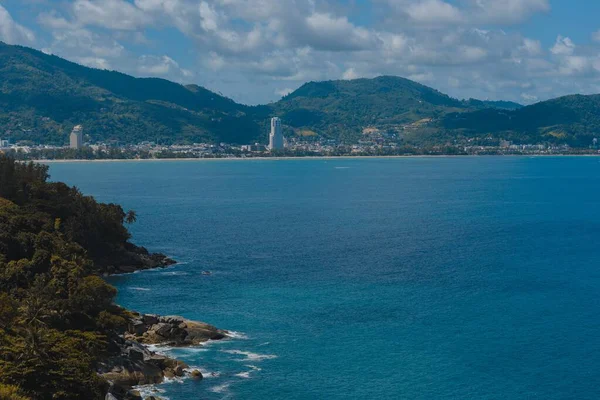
left=185, top=321, right=227, bottom=344
left=153, top=323, right=172, bottom=337
left=127, top=319, right=145, bottom=335
left=190, top=370, right=203, bottom=380
left=125, top=390, right=143, bottom=400
left=163, top=369, right=175, bottom=379
left=143, top=314, right=159, bottom=326
left=173, top=365, right=185, bottom=377
left=126, top=347, right=145, bottom=362
left=105, top=394, right=119, bottom=400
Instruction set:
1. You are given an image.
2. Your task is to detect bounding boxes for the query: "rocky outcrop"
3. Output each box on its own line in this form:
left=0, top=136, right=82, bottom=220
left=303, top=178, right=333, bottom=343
left=97, top=243, right=176, bottom=275
left=100, top=313, right=225, bottom=400
left=125, top=313, right=227, bottom=346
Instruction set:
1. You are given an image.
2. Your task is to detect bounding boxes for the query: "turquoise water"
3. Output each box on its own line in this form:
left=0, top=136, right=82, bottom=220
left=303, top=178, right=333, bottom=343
left=48, top=157, right=600, bottom=399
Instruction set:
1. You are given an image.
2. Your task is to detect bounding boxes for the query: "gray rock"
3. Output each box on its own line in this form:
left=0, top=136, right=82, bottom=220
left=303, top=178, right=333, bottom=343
left=143, top=314, right=159, bottom=325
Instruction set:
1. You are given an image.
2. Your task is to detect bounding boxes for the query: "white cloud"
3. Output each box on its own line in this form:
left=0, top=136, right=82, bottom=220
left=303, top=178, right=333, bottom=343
left=519, top=38, right=542, bottom=56
left=342, top=68, right=360, bottom=80
left=72, top=0, right=151, bottom=30
left=275, top=88, right=293, bottom=97
left=74, top=56, right=112, bottom=70
left=521, top=92, right=538, bottom=102
left=470, top=0, right=550, bottom=24
left=0, top=5, right=35, bottom=45
left=138, top=55, right=193, bottom=78
left=592, top=30, right=600, bottom=43
left=405, top=0, right=463, bottom=24
left=550, top=36, right=575, bottom=56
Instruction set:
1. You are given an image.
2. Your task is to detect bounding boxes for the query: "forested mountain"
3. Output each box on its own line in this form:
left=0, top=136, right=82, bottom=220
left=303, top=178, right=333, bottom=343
left=3, top=41, right=600, bottom=147
left=0, top=42, right=266, bottom=145
left=442, top=94, right=600, bottom=146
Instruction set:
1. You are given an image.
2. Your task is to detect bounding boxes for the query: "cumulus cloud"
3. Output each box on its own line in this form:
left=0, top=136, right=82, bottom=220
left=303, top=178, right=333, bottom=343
left=138, top=55, right=193, bottom=78
left=405, top=0, right=463, bottom=24
left=0, top=5, right=35, bottom=44
left=1, top=0, right=597, bottom=105
left=551, top=36, right=575, bottom=56
left=72, top=0, right=151, bottom=30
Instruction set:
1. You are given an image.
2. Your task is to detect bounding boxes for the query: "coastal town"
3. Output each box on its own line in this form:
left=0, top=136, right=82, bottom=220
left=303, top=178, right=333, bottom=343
left=0, top=118, right=598, bottom=160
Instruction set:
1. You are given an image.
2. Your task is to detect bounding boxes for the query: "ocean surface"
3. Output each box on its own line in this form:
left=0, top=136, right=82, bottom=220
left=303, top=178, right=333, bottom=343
left=48, top=157, right=600, bottom=400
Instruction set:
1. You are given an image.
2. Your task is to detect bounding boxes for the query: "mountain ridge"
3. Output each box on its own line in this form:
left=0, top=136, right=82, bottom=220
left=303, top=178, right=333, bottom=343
left=2, top=41, right=599, bottom=147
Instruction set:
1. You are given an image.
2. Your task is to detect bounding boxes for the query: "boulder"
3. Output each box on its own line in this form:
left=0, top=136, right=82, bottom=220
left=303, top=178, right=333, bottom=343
left=190, top=370, right=203, bottom=380
left=153, top=323, right=172, bottom=337
left=125, top=390, right=143, bottom=400
left=143, top=314, right=159, bottom=326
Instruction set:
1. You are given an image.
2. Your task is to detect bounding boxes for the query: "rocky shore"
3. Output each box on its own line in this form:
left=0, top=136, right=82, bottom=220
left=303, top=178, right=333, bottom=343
left=100, top=313, right=228, bottom=400
left=97, top=243, right=177, bottom=275
left=99, top=249, right=225, bottom=400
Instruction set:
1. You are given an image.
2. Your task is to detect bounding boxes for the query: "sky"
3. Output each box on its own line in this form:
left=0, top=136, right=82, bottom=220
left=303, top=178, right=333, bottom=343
left=1, top=0, right=600, bottom=105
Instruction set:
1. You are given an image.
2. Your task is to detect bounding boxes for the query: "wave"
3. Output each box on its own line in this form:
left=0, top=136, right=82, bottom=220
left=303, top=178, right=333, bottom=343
left=222, top=350, right=277, bottom=362
left=132, top=384, right=169, bottom=399
left=129, top=287, right=151, bottom=291
left=334, top=166, right=350, bottom=169
left=209, top=382, right=231, bottom=394
left=235, top=364, right=262, bottom=379
left=226, top=330, right=249, bottom=340
left=158, top=271, right=190, bottom=276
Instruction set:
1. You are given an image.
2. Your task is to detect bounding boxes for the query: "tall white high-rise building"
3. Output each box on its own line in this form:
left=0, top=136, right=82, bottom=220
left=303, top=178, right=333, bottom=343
left=268, top=117, right=284, bottom=151
left=70, top=125, right=83, bottom=149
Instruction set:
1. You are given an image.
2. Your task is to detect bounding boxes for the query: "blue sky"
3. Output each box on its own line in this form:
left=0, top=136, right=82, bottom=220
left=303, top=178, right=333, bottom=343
left=1, top=0, right=600, bottom=105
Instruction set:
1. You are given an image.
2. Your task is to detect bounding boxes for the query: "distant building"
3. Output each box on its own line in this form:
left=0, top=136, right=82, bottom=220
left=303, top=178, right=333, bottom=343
left=241, top=143, right=267, bottom=152
left=70, top=125, right=83, bottom=149
left=268, top=117, right=284, bottom=151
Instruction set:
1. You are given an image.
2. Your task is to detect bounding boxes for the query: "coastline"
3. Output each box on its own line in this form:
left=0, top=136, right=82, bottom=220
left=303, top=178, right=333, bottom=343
left=102, top=256, right=230, bottom=400
left=35, top=153, right=600, bottom=163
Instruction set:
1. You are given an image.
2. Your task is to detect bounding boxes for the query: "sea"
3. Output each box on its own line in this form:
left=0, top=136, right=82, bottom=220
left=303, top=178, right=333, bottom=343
left=48, top=157, right=600, bottom=400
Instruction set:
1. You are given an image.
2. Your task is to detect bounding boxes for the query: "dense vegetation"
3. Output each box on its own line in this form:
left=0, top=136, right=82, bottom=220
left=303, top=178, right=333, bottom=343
left=0, top=155, right=140, bottom=399
left=442, top=94, right=600, bottom=146
left=4, top=41, right=600, bottom=147
left=0, top=42, right=267, bottom=145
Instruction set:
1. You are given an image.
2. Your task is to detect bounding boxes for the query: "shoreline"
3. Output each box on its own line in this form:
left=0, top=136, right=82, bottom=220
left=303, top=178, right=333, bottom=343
left=34, top=153, right=600, bottom=163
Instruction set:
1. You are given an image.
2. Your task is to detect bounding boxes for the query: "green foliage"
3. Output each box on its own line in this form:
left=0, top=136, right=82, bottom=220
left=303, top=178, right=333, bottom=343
left=0, top=384, right=30, bottom=400
left=442, top=94, right=600, bottom=145
left=0, top=42, right=264, bottom=145
left=0, top=154, right=141, bottom=399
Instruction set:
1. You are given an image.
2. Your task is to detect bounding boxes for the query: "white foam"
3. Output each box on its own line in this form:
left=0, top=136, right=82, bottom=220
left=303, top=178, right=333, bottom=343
left=226, top=331, right=249, bottom=340
left=334, top=166, right=350, bottom=169
left=222, top=350, right=277, bottom=361
left=132, top=384, right=168, bottom=399
left=159, top=271, right=190, bottom=276
left=209, top=382, right=231, bottom=394
left=129, top=287, right=151, bottom=291
left=234, top=364, right=262, bottom=379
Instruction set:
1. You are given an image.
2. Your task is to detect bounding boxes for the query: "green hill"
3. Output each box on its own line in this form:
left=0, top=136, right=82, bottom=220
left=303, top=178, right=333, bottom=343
left=7, top=41, right=600, bottom=147
left=0, top=42, right=265, bottom=145
left=269, top=76, right=470, bottom=141
left=442, top=94, right=600, bottom=146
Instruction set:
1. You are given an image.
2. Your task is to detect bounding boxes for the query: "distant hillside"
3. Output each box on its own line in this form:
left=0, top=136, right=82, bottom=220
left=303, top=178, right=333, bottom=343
left=3, top=42, right=599, bottom=147
left=463, top=99, right=523, bottom=110
left=442, top=94, right=600, bottom=146
left=0, top=42, right=265, bottom=145
left=269, top=76, right=470, bottom=141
